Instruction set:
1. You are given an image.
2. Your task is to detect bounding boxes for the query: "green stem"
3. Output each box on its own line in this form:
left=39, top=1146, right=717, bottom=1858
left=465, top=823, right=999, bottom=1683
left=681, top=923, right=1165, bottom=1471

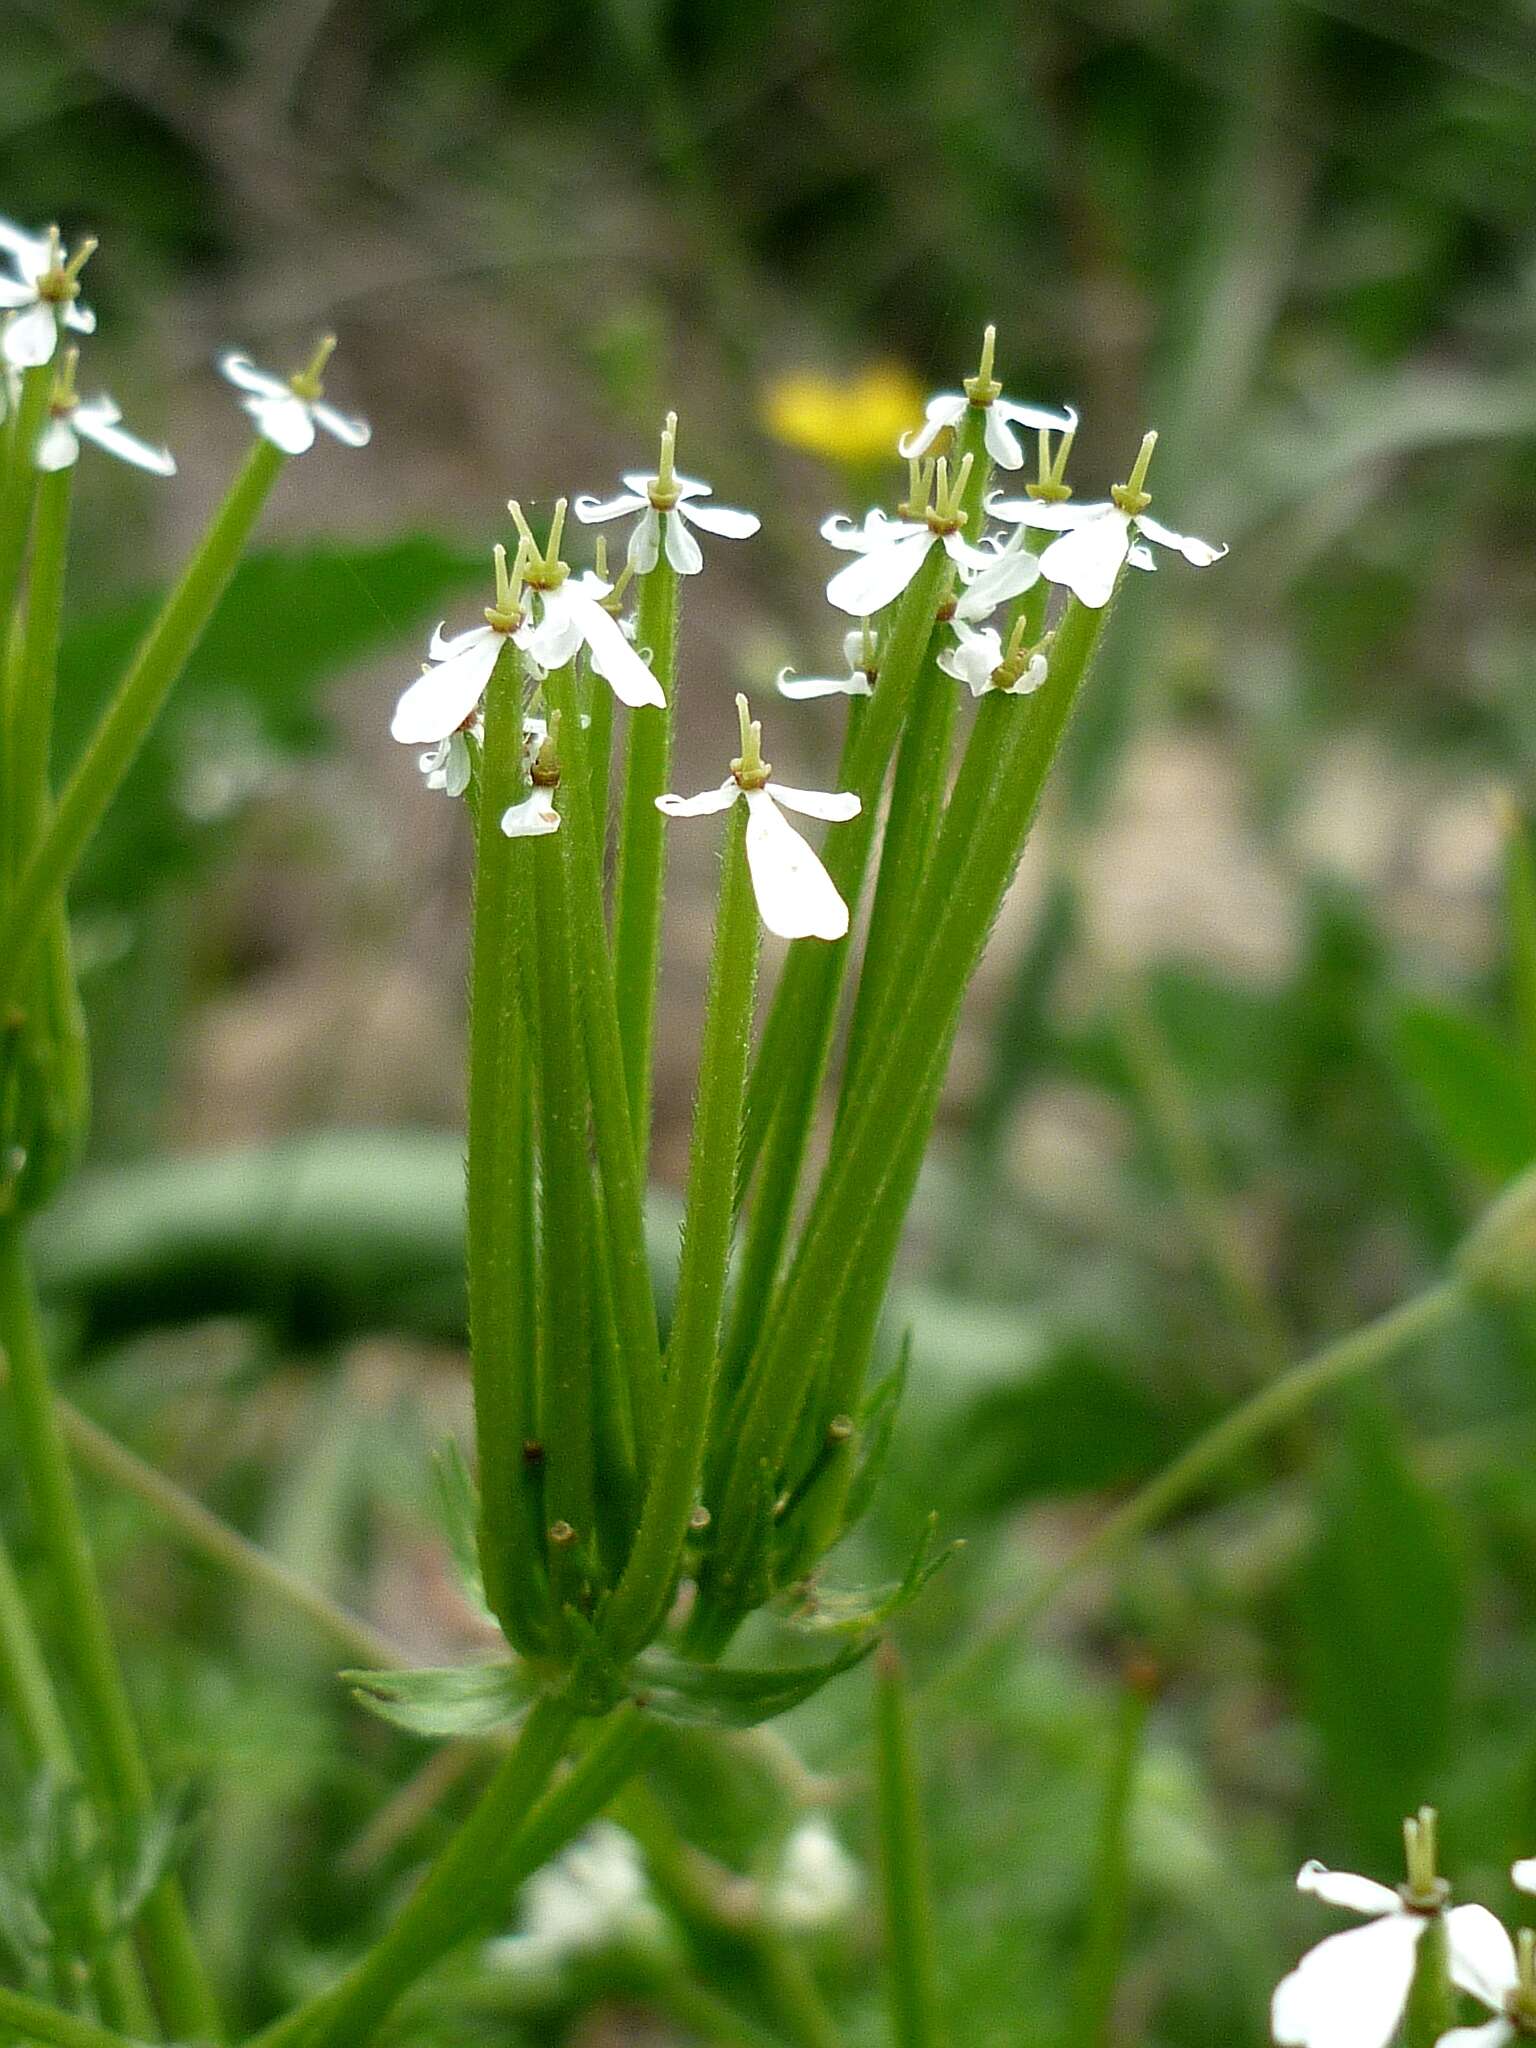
left=0, top=437, right=285, bottom=1014
left=874, top=1647, right=943, bottom=2048
left=1401, top=1911, right=1455, bottom=2048
left=0, top=1984, right=146, bottom=2048
left=611, top=556, right=679, bottom=1161
left=604, top=799, right=758, bottom=1658
left=0, top=364, right=52, bottom=663
left=755, top=1934, right=842, bottom=2048
left=8, top=460, right=71, bottom=877
left=0, top=1220, right=222, bottom=2042
left=584, top=654, right=615, bottom=851
left=932, top=1273, right=1470, bottom=1704
left=253, top=1698, right=641, bottom=2048
left=1070, top=1675, right=1152, bottom=2048
left=544, top=660, right=663, bottom=1463
left=465, top=647, right=550, bottom=1655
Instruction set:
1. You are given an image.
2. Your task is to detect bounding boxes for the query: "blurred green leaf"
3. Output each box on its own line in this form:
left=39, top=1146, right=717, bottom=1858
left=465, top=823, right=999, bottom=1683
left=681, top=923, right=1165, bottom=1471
left=1295, top=1401, right=1465, bottom=1865
left=344, top=1662, right=524, bottom=1738
left=1389, top=999, right=1536, bottom=1182
left=632, top=1641, right=875, bottom=1727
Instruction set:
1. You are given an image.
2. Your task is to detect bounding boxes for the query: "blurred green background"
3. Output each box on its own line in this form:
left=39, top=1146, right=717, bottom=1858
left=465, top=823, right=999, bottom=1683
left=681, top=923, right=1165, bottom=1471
left=4, top=1, right=1536, bottom=2044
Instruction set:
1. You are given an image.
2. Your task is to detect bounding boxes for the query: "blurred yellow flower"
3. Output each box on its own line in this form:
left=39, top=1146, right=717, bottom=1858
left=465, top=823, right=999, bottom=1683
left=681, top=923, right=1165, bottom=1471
left=761, top=363, right=926, bottom=467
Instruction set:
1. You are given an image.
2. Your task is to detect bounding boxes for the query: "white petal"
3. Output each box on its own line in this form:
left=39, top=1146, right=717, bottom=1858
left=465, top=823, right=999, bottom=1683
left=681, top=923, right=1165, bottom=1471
left=0, top=217, right=51, bottom=270
left=841, top=628, right=866, bottom=667
left=312, top=400, right=371, bottom=448
left=74, top=401, right=176, bottom=476
left=0, top=279, right=35, bottom=309
left=627, top=507, right=661, bottom=576
left=983, top=408, right=1025, bottom=470
left=1446, top=1905, right=1519, bottom=2010
left=3, top=301, right=57, bottom=369
left=525, top=589, right=585, bottom=673
left=821, top=508, right=921, bottom=554
left=1128, top=542, right=1157, bottom=571
left=937, top=624, right=1001, bottom=692
left=621, top=468, right=710, bottom=501
left=897, top=394, right=964, bottom=460
left=1039, top=509, right=1131, bottom=609
left=62, top=301, right=95, bottom=336
left=1271, top=1916, right=1423, bottom=2048
left=1004, top=651, right=1049, bottom=695
left=777, top=667, right=872, bottom=701
left=430, top=620, right=495, bottom=661
left=243, top=394, right=316, bottom=454
left=219, top=352, right=290, bottom=398
left=1512, top=1859, right=1536, bottom=1894
left=1439, top=2023, right=1515, bottom=2048
left=943, top=530, right=1003, bottom=576
left=568, top=586, right=666, bottom=707
left=766, top=782, right=861, bottom=824
left=954, top=543, right=1043, bottom=623
left=996, top=397, right=1078, bottom=434
left=34, top=418, right=78, bottom=472
left=825, top=529, right=935, bottom=617
left=501, top=791, right=561, bottom=838
left=390, top=633, right=504, bottom=745
left=679, top=499, right=760, bottom=539
left=744, top=788, right=850, bottom=941
left=656, top=780, right=739, bottom=819
left=986, top=494, right=1105, bottom=531
left=1295, top=1863, right=1401, bottom=1918
left=663, top=509, right=704, bottom=576
left=573, top=490, right=647, bottom=525
left=1135, top=512, right=1227, bottom=567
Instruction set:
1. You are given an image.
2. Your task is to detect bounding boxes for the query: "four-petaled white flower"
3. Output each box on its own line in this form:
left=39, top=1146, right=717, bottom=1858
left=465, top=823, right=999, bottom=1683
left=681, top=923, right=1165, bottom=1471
left=0, top=219, right=95, bottom=369
left=574, top=411, right=759, bottom=577
left=988, top=491, right=1224, bottom=610
left=1271, top=1860, right=1510, bottom=2048
left=822, top=507, right=994, bottom=620
left=657, top=697, right=860, bottom=942
left=938, top=621, right=1047, bottom=699
left=522, top=569, right=665, bottom=708
left=38, top=391, right=174, bottom=477
left=899, top=388, right=1075, bottom=472
left=501, top=789, right=561, bottom=839
left=219, top=351, right=370, bottom=456
left=778, top=627, right=875, bottom=701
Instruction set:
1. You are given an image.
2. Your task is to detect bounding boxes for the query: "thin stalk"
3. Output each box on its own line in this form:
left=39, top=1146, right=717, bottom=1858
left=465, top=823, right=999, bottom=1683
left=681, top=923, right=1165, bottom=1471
left=0, top=1220, right=222, bottom=2042
left=253, top=1699, right=645, bottom=2048
left=611, top=554, right=679, bottom=1158
left=9, top=461, right=71, bottom=876
left=1070, top=1674, right=1153, bottom=2048
left=0, top=1535, right=155, bottom=2038
left=465, top=648, right=550, bottom=1655
left=0, top=437, right=285, bottom=1013
left=544, top=660, right=663, bottom=1458
left=874, top=1646, right=944, bottom=2048
left=0, top=365, right=52, bottom=659
left=604, top=799, right=758, bottom=1658
left=584, top=653, right=615, bottom=855
left=1401, top=1911, right=1455, bottom=2048
left=932, top=1273, right=1470, bottom=1703
left=0, top=1985, right=146, bottom=2048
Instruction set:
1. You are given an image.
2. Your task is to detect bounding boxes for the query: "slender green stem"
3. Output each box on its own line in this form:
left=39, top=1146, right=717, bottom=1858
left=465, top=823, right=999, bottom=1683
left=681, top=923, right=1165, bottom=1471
left=0, top=437, right=285, bottom=1014
left=8, top=460, right=71, bottom=878
left=465, top=647, right=550, bottom=1655
left=932, top=1273, right=1470, bottom=1703
left=611, top=556, right=679, bottom=1159
left=544, top=660, right=663, bottom=1461
left=1070, top=1674, right=1152, bottom=2048
left=0, top=364, right=52, bottom=662
left=0, top=1984, right=147, bottom=2048
left=252, top=1698, right=641, bottom=2048
left=604, top=800, right=758, bottom=1658
left=874, top=1646, right=943, bottom=2048
left=584, top=654, right=615, bottom=852
left=0, top=1221, right=222, bottom=2042
left=1402, top=1911, right=1455, bottom=2048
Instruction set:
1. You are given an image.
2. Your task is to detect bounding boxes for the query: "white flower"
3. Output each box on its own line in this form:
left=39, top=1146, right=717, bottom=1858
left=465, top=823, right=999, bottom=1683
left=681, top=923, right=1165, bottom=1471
left=1271, top=1860, right=1513, bottom=2048
left=219, top=349, right=370, bottom=455
left=938, top=621, right=1047, bottom=699
left=522, top=570, right=665, bottom=709
left=37, top=392, right=174, bottom=477
left=1513, top=1861, right=1536, bottom=1894
left=951, top=532, right=1044, bottom=623
left=0, top=220, right=96, bottom=369
left=418, top=730, right=473, bottom=798
left=573, top=412, right=759, bottom=577
left=821, top=507, right=993, bottom=619
left=392, top=617, right=521, bottom=747
left=487, top=1823, right=664, bottom=1979
left=1430, top=1911, right=1536, bottom=2048
left=657, top=697, right=860, bottom=942
left=899, top=388, right=1075, bottom=472
left=501, top=789, right=561, bottom=839
left=778, top=627, right=875, bottom=701
left=767, top=1822, right=861, bottom=1931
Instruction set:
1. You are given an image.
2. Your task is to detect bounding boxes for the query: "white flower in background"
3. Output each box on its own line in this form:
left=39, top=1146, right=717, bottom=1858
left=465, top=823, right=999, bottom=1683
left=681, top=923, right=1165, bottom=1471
left=778, top=624, right=877, bottom=701
left=938, top=620, right=1048, bottom=699
left=657, top=695, right=860, bottom=942
left=1272, top=1850, right=1511, bottom=2048
left=895, top=325, right=1075, bottom=472
left=35, top=353, right=174, bottom=476
left=989, top=431, right=1226, bottom=611
left=509, top=498, right=667, bottom=709
left=767, top=1821, right=861, bottom=1931
left=487, top=1823, right=665, bottom=1980
left=822, top=461, right=995, bottom=619
left=219, top=338, right=370, bottom=455
left=573, top=410, right=760, bottom=576
left=392, top=547, right=534, bottom=747
left=0, top=219, right=96, bottom=369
